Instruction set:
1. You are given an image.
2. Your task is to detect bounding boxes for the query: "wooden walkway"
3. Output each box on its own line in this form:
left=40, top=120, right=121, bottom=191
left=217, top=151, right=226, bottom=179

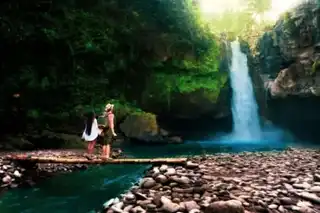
left=5, top=154, right=188, bottom=165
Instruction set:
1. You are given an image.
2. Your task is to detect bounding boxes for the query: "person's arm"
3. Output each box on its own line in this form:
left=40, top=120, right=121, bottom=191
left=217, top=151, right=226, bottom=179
left=108, top=114, right=117, bottom=136
left=99, top=111, right=106, bottom=118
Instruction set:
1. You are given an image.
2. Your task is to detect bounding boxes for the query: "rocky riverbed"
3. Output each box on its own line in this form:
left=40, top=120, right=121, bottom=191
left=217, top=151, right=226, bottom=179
left=0, top=148, right=122, bottom=194
left=103, top=148, right=320, bottom=213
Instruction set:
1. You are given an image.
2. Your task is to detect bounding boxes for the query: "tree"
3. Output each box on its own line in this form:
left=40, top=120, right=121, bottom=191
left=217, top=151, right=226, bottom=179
left=0, top=0, right=224, bottom=131
left=247, top=0, right=272, bottom=21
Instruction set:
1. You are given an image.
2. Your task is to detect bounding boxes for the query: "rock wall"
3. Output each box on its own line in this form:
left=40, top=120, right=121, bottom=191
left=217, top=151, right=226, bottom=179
left=257, top=0, right=320, bottom=98
left=240, top=40, right=267, bottom=117
left=256, top=1, right=320, bottom=142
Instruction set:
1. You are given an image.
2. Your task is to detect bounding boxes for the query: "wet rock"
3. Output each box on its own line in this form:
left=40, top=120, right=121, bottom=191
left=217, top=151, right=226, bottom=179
left=205, top=200, right=244, bottom=213
left=170, top=176, right=190, bottom=185
left=124, top=193, right=135, bottom=201
left=103, top=198, right=119, bottom=209
left=165, top=168, right=176, bottom=176
left=293, top=182, right=311, bottom=189
left=182, top=200, right=200, bottom=211
left=13, top=170, right=22, bottom=178
left=131, top=206, right=146, bottom=213
left=268, top=204, right=278, bottom=209
left=134, top=192, right=148, bottom=200
left=137, top=199, right=152, bottom=208
left=160, top=165, right=169, bottom=172
left=309, top=186, right=320, bottom=193
left=123, top=205, right=133, bottom=212
left=189, top=209, right=201, bottom=213
left=186, top=161, right=199, bottom=169
left=111, top=202, right=124, bottom=213
left=279, top=197, right=296, bottom=205
left=155, top=174, right=168, bottom=184
left=140, top=178, right=156, bottom=189
left=2, top=175, right=11, bottom=183
left=298, top=192, right=320, bottom=204
left=161, top=196, right=180, bottom=212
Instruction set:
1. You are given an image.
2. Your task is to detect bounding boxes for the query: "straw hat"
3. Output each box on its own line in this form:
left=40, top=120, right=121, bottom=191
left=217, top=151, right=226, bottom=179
left=105, top=103, right=114, bottom=111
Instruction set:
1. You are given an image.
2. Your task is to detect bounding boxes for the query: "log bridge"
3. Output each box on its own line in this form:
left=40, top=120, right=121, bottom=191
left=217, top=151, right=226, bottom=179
left=5, top=154, right=188, bottom=165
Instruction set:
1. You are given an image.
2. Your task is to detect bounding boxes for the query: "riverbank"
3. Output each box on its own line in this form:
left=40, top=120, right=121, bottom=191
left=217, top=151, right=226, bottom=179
left=103, top=148, right=320, bottom=213
left=0, top=149, right=122, bottom=195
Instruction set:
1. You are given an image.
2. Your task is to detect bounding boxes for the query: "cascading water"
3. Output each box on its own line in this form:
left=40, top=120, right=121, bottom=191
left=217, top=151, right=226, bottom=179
left=199, top=40, right=295, bottom=151
left=229, top=40, right=261, bottom=140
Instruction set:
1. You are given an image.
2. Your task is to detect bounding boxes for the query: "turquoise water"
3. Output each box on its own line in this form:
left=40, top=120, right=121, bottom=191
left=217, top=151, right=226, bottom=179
left=0, top=138, right=317, bottom=213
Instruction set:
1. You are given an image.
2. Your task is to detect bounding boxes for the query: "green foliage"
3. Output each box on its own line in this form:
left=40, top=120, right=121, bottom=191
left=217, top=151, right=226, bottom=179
left=0, top=0, right=224, bottom=130
left=246, top=0, right=272, bottom=15
left=312, top=60, right=320, bottom=75
left=207, top=8, right=274, bottom=52
left=282, top=11, right=300, bottom=38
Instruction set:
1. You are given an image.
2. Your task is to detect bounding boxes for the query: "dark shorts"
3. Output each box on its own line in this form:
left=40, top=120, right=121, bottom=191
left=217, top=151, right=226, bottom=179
left=102, top=127, right=114, bottom=145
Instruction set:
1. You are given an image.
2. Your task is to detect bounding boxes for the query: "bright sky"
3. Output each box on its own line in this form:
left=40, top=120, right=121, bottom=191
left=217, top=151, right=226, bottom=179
left=199, top=0, right=304, bottom=21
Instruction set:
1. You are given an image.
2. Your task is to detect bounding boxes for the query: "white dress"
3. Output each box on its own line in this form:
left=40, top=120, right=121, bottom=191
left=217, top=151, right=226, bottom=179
left=82, top=118, right=101, bottom=141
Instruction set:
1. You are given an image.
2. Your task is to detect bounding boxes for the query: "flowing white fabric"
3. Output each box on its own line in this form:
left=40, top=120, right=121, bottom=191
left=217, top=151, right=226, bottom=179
left=82, top=118, right=101, bottom=141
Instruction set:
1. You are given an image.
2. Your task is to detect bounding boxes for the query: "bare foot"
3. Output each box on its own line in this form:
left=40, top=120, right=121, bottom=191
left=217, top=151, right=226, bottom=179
left=101, top=156, right=110, bottom=160
left=84, top=154, right=94, bottom=160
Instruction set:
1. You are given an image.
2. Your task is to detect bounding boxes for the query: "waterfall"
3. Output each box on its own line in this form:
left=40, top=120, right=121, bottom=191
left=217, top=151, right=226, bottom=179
left=229, top=40, right=261, bottom=140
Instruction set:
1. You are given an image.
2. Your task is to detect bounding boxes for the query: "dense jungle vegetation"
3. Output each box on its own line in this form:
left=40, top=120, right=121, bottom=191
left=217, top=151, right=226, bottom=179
left=0, top=0, right=273, bottom=136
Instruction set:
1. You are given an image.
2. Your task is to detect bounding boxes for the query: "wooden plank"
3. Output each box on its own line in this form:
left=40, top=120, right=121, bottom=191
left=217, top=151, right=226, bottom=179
left=5, top=155, right=188, bottom=165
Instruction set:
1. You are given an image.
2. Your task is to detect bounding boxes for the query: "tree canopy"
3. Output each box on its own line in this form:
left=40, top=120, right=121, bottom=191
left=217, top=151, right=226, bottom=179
left=0, top=0, right=227, bottom=131
left=205, top=0, right=273, bottom=51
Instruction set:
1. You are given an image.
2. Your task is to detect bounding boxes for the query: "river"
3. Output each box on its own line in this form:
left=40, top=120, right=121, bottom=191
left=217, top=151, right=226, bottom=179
left=0, top=137, right=318, bottom=213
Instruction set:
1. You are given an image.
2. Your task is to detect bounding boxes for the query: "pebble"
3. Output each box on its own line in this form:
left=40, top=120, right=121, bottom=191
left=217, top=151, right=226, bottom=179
left=0, top=149, right=122, bottom=193
left=103, top=148, right=320, bottom=213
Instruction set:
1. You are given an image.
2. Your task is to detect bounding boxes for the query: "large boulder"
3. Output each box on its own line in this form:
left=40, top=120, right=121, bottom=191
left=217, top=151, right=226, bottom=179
left=119, top=112, right=182, bottom=143
left=257, top=0, right=320, bottom=98
left=266, top=45, right=320, bottom=98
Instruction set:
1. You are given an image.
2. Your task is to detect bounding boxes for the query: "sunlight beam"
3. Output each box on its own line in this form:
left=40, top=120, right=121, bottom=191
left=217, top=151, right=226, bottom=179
left=199, top=0, right=305, bottom=22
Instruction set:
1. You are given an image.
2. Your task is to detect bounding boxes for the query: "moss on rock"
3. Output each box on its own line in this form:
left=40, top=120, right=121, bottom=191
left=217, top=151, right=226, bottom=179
left=119, top=111, right=162, bottom=142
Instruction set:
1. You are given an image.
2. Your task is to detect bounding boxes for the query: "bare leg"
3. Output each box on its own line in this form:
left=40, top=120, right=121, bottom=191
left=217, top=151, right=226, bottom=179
left=90, top=140, right=96, bottom=154
left=106, top=144, right=111, bottom=158
left=87, top=142, right=92, bottom=154
left=102, top=145, right=107, bottom=157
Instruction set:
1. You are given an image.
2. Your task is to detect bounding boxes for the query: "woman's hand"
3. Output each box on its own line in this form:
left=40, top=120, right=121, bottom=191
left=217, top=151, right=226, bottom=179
left=113, top=132, right=117, bottom=137
left=98, top=128, right=103, bottom=135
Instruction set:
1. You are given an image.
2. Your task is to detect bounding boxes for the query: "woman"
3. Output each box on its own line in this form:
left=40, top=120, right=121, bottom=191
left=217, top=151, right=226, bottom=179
left=82, top=111, right=101, bottom=155
left=100, top=103, right=117, bottom=159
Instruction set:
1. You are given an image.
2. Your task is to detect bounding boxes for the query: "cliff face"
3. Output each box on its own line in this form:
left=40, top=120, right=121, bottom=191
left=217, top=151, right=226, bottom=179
left=255, top=1, right=320, bottom=141
left=257, top=0, right=320, bottom=98
left=240, top=41, right=268, bottom=117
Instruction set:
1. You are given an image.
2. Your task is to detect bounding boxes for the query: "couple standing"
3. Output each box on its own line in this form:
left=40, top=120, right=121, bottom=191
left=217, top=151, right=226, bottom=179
left=82, top=103, right=117, bottom=159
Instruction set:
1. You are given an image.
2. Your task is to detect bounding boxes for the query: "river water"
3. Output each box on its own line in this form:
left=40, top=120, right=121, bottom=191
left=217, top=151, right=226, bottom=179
left=1, top=138, right=317, bottom=213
